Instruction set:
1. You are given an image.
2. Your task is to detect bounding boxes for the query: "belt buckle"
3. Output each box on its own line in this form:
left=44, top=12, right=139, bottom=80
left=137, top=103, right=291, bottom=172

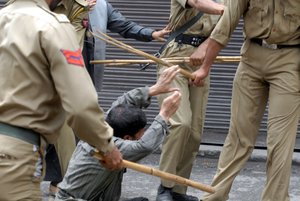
left=262, top=40, right=278, bottom=50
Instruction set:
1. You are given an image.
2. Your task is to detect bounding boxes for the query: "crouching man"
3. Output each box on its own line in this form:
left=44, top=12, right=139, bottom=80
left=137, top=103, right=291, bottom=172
left=55, top=66, right=182, bottom=201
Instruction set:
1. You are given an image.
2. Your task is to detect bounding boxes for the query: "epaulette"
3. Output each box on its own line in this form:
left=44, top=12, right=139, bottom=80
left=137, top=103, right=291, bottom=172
left=54, top=14, right=70, bottom=23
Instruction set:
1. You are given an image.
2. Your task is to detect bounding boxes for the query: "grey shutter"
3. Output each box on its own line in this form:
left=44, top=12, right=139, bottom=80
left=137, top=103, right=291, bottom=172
left=0, top=0, right=6, bottom=8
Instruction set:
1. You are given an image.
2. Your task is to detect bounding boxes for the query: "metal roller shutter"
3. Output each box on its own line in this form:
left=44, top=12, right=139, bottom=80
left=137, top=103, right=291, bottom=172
left=99, top=0, right=299, bottom=149
left=0, top=0, right=6, bottom=8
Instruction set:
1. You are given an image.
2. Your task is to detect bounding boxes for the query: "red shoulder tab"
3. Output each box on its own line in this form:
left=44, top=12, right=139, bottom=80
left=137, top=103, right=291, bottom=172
left=61, top=49, right=84, bottom=67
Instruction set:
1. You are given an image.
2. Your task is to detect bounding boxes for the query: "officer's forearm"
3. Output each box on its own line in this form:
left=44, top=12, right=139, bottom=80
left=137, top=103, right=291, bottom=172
left=202, top=38, right=224, bottom=72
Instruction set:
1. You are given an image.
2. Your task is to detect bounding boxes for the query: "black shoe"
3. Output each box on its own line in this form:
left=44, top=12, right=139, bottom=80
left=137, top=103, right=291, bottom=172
left=172, top=192, right=199, bottom=201
left=156, top=185, right=174, bottom=201
left=126, top=197, right=149, bottom=201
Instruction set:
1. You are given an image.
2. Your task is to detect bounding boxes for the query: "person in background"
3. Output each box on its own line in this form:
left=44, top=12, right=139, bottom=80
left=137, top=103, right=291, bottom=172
left=0, top=0, right=122, bottom=200
left=51, top=0, right=96, bottom=48
left=85, top=0, right=170, bottom=91
left=189, top=0, right=300, bottom=200
left=55, top=66, right=181, bottom=201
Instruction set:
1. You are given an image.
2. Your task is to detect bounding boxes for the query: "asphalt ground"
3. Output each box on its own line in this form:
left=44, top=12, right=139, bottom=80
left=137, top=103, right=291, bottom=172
left=41, top=145, right=300, bottom=201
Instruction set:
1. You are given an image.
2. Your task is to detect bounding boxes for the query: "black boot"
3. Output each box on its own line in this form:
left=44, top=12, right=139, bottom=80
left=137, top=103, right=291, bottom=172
left=156, top=184, right=174, bottom=201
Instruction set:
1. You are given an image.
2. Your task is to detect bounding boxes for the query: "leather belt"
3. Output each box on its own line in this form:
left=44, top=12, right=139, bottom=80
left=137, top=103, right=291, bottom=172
left=175, top=34, right=207, bottom=47
left=0, top=122, right=40, bottom=146
left=250, top=38, right=300, bottom=50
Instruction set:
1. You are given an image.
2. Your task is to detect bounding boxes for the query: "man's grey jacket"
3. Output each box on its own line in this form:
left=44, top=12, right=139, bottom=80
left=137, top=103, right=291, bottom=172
left=55, top=87, right=169, bottom=201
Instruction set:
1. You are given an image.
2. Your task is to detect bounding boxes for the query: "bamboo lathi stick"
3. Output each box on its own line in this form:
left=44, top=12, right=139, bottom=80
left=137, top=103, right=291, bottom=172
left=90, top=56, right=241, bottom=66
left=90, top=31, right=195, bottom=79
left=90, top=150, right=215, bottom=194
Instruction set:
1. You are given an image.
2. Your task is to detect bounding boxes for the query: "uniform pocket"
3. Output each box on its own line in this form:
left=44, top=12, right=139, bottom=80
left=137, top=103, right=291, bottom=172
left=282, top=2, right=300, bottom=32
left=245, top=0, right=268, bottom=26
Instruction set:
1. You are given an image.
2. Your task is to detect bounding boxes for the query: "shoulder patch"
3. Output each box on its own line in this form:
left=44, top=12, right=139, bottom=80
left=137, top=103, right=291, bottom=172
left=61, top=48, right=85, bottom=67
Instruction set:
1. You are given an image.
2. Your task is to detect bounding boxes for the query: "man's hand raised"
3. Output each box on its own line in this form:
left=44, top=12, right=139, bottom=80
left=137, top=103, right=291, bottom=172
left=149, top=65, right=180, bottom=97
left=159, top=91, right=182, bottom=122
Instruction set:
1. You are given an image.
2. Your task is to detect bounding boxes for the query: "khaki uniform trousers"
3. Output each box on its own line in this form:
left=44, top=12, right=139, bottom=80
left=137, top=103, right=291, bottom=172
left=203, top=40, right=300, bottom=201
left=54, top=121, right=76, bottom=176
left=157, top=41, right=210, bottom=194
left=0, top=135, right=46, bottom=201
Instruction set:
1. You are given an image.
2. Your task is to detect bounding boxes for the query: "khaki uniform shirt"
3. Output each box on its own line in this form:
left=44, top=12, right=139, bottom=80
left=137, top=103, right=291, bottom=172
left=211, top=0, right=300, bottom=45
left=168, top=0, right=222, bottom=36
left=0, top=0, right=114, bottom=154
left=54, top=0, right=89, bottom=48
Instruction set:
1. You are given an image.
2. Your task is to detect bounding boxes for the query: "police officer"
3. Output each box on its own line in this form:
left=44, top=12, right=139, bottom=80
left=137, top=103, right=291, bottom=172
left=156, top=0, right=224, bottom=201
left=190, top=0, right=300, bottom=200
left=52, top=0, right=93, bottom=48
left=0, top=0, right=122, bottom=200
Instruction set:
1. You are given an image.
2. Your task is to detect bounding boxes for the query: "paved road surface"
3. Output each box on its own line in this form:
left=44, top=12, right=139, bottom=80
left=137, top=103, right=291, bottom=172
left=42, top=148, right=300, bottom=201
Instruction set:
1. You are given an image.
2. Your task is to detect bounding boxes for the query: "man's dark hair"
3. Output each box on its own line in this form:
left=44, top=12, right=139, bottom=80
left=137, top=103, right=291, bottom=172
left=106, top=104, right=147, bottom=138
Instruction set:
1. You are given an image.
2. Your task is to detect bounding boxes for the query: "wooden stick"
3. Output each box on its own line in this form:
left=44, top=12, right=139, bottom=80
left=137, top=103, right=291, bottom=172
left=90, top=31, right=195, bottom=79
left=90, top=150, right=215, bottom=194
left=166, top=56, right=241, bottom=63
left=90, top=56, right=241, bottom=66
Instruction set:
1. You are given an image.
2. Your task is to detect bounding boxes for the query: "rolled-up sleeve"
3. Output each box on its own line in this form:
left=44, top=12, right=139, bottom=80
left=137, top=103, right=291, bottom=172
left=210, top=0, right=248, bottom=46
